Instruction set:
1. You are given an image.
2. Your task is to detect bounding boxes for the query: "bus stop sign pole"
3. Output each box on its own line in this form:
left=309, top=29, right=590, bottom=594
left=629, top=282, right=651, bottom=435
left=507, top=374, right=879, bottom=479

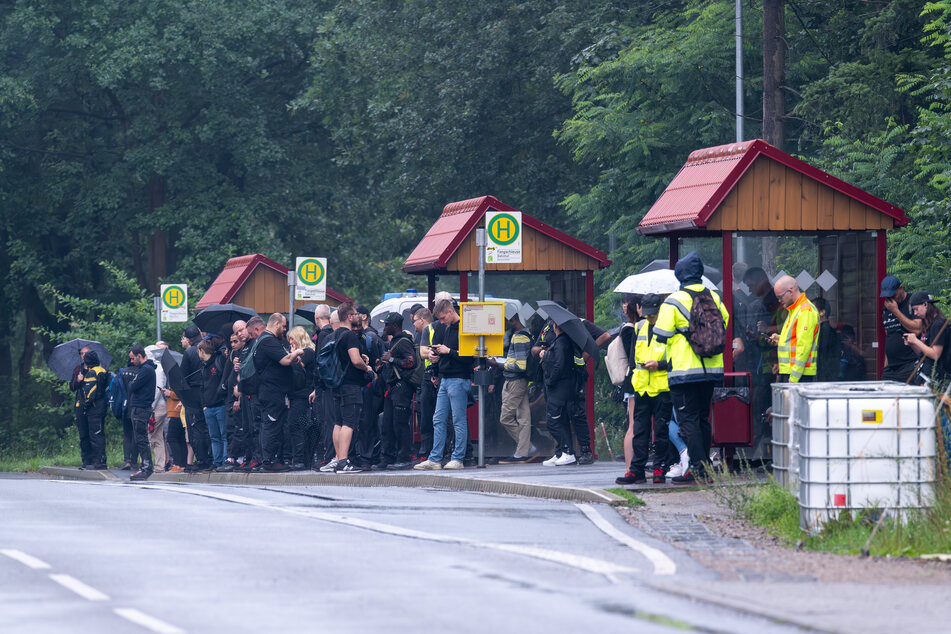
left=476, top=227, right=486, bottom=468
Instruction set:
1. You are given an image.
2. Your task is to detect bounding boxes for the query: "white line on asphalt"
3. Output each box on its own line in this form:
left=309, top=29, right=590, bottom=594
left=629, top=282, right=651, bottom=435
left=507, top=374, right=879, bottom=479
left=128, top=483, right=637, bottom=582
left=49, top=573, right=110, bottom=601
left=1, top=549, right=51, bottom=570
left=575, top=503, right=677, bottom=576
left=114, top=608, right=185, bottom=634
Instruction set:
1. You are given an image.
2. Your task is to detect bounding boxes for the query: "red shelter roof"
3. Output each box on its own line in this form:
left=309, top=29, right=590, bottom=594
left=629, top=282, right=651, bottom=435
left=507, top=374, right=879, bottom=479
left=403, top=195, right=611, bottom=273
left=195, top=253, right=352, bottom=310
left=638, top=139, right=909, bottom=235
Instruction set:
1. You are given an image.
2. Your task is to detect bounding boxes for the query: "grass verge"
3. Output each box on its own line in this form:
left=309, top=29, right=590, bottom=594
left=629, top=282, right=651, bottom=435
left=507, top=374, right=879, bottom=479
left=606, top=487, right=646, bottom=507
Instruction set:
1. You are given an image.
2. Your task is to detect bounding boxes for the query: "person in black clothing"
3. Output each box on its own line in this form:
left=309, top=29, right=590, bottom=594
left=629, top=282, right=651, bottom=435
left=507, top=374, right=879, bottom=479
left=812, top=297, right=841, bottom=382
left=180, top=324, right=213, bottom=471
left=76, top=349, right=109, bottom=469
left=904, top=291, right=951, bottom=385
left=838, top=325, right=867, bottom=381
left=377, top=312, right=418, bottom=470
left=197, top=338, right=228, bottom=467
left=234, top=316, right=266, bottom=472
left=314, top=307, right=337, bottom=467
left=880, top=275, right=923, bottom=382
left=128, top=345, right=157, bottom=481
left=353, top=307, right=386, bottom=469
left=117, top=360, right=141, bottom=470
left=253, top=313, right=292, bottom=471
left=70, top=345, right=94, bottom=468
left=280, top=325, right=317, bottom=470
left=540, top=322, right=578, bottom=465
left=326, top=302, right=376, bottom=473
left=216, top=332, right=246, bottom=472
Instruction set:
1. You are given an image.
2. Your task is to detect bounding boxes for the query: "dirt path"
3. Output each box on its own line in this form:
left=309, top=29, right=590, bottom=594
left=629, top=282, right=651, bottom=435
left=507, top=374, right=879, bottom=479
left=619, top=488, right=951, bottom=584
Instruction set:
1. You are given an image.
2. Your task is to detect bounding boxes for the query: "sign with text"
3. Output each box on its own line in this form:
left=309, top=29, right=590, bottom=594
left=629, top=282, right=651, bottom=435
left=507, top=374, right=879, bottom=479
left=485, top=211, right=522, bottom=264
left=160, top=284, right=188, bottom=322
left=460, top=302, right=505, bottom=336
left=295, top=257, right=327, bottom=301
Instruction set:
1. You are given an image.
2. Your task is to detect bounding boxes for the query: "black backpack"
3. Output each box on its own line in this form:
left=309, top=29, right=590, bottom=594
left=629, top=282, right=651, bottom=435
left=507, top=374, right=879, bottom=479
left=684, top=288, right=726, bottom=358
left=316, top=331, right=347, bottom=389
left=239, top=333, right=272, bottom=394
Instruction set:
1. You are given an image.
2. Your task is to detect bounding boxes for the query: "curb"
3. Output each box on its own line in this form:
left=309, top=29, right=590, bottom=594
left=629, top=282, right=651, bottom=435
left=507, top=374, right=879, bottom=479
left=38, top=467, right=625, bottom=505
left=39, top=466, right=119, bottom=482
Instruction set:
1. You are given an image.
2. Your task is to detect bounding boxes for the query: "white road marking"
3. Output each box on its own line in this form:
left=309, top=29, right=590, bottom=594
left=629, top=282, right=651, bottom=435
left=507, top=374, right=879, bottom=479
left=575, top=503, right=677, bottom=576
left=127, top=483, right=637, bottom=582
left=114, top=608, right=185, bottom=634
left=49, top=573, right=110, bottom=601
left=1, top=549, right=51, bottom=570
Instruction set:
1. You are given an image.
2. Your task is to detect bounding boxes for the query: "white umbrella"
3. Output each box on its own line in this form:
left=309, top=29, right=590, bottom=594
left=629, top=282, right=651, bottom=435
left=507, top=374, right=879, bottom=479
left=614, top=269, right=717, bottom=295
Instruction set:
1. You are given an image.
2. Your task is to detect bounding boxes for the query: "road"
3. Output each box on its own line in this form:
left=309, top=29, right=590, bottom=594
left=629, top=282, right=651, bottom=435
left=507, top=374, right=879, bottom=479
left=0, top=477, right=808, bottom=633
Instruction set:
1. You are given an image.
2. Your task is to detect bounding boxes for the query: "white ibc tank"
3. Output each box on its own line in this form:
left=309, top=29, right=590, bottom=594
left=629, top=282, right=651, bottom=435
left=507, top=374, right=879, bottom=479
left=770, top=382, right=802, bottom=493
left=793, top=382, right=937, bottom=533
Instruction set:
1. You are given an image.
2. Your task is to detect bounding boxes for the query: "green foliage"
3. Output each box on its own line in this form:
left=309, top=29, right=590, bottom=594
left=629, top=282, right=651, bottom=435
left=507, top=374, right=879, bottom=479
left=605, top=487, right=646, bottom=508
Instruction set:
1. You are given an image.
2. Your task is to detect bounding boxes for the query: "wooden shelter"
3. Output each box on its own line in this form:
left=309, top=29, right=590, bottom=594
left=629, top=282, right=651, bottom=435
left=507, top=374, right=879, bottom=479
left=403, top=195, right=612, bottom=456
left=196, top=253, right=352, bottom=316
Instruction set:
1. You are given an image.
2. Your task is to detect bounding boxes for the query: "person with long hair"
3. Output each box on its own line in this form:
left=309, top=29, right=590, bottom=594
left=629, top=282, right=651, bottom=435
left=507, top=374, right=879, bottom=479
left=281, top=325, right=317, bottom=470
left=903, top=291, right=950, bottom=383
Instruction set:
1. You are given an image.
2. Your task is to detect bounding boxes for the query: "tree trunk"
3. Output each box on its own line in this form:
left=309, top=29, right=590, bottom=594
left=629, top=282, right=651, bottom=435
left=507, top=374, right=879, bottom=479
left=146, top=177, right=168, bottom=294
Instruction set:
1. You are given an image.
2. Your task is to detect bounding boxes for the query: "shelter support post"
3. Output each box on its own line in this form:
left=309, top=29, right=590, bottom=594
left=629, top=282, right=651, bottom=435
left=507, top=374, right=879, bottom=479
left=427, top=273, right=436, bottom=310
left=584, top=270, right=596, bottom=459
left=459, top=273, right=468, bottom=302
left=669, top=238, right=679, bottom=269
left=876, top=230, right=886, bottom=379
left=722, top=232, right=733, bottom=373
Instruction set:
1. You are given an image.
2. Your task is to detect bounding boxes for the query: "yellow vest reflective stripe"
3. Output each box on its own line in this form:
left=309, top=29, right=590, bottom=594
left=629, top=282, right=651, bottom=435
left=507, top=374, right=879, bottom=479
left=424, top=324, right=435, bottom=368
left=654, top=284, right=729, bottom=385
left=777, top=294, right=818, bottom=382
left=630, top=319, right=668, bottom=396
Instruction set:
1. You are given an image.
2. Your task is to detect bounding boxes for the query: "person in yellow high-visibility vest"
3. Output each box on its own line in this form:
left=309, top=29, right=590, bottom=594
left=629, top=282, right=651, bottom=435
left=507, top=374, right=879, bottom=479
left=769, top=275, right=819, bottom=383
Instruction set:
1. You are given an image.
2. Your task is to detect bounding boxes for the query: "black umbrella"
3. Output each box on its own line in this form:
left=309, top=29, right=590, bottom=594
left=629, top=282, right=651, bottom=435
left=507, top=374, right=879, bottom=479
left=160, top=348, right=201, bottom=409
left=536, top=301, right=600, bottom=365
left=193, top=303, right=257, bottom=337
left=295, top=303, right=320, bottom=324
left=47, top=338, right=113, bottom=381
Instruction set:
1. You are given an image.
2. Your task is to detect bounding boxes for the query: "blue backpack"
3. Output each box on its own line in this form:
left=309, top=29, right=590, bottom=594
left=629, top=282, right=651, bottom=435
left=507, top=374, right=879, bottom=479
left=107, top=372, right=126, bottom=419
left=316, top=333, right=346, bottom=389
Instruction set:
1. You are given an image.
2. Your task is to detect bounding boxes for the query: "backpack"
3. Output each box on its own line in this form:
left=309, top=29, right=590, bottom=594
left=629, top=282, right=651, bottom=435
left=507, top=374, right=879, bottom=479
left=391, top=337, right=422, bottom=387
left=606, top=323, right=635, bottom=386
left=239, top=332, right=272, bottom=393
left=684, top=288, right=726, bottom=358
left=316, top=331, right=347, bottom=389
left=107, top=371, right=126, bottom=419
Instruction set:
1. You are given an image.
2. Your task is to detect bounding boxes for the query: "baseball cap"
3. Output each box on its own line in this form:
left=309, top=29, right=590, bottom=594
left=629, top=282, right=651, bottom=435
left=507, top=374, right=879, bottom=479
left=880, top=275, right=901, bottom=298
left=908, top=290, right=933, bottom=306
left=183, top=324, right=201, bottom=340
left=383, top=312, right=404, bottom=326
left=356, top=304, right=371, bottom=317
left=640, top=293, right=663, bottom=316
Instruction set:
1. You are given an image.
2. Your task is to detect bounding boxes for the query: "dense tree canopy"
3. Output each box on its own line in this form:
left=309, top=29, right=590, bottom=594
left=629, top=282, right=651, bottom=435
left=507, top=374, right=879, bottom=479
left=3, top=0, right=951, bottom=444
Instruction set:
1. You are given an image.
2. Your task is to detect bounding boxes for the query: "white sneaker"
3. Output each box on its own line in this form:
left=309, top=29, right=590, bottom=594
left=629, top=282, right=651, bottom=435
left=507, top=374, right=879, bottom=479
left=554, top=452, right=577, bottom=466
left=710, top=449, right=721, bottom=468
left=444, top=460, right=464, bottom=470
left=679, top=448, right=690, bottom=473
left=542, top=453, right=561, bottom=466
left=319, top=458, right=339, bottom=472
left=413, top=459, right=443, bottom=470
left=666, top=462, right=684, bottom=478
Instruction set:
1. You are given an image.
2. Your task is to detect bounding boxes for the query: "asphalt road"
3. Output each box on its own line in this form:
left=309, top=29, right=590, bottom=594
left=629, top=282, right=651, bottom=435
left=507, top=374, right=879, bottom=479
left=0, top=478, right=808, bottom=633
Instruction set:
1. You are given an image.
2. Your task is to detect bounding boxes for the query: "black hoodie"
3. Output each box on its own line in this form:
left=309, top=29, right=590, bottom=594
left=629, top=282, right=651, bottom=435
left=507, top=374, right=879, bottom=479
left=129, top=360, right=157, bottom=409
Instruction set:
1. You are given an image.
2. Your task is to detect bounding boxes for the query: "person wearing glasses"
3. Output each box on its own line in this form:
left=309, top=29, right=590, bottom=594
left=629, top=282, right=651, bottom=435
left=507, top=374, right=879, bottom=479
left=769, top=275, right=819, bottom=383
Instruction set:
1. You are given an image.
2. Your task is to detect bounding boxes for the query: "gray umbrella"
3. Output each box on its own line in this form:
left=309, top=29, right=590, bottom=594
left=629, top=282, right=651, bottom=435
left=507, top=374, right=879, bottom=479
left=47, top=338, right=113, bottom=381
left=536, top=301, right=600, bottom=364
left=193, top=303, right=257, bottom=337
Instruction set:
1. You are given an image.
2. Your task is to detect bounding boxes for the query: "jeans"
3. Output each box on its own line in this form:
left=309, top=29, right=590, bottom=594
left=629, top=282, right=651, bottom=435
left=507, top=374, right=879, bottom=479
left=204, top=405, right=228, bottom=465
left=429, top=377, right=471, bottom=462
left=668, top=414, right=687, bottom=454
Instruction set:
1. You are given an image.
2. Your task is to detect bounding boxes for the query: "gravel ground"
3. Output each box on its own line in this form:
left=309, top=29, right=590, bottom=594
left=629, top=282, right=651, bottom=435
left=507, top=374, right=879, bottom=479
left=619, top=488, right=951, bottom=584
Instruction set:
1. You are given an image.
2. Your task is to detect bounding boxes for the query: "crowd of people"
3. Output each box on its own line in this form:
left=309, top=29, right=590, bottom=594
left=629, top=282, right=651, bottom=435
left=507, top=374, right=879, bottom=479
left=67, top=253, right=949, bottom=485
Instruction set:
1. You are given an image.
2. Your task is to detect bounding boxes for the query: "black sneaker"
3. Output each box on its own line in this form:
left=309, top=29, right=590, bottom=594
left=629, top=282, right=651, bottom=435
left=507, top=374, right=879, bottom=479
left=287, top=463, right=307, bottom=472
left=215, top=462, right=235, bottom=473
left=263, top=462, right=291, bottom=472
left=130, top=469, right=151, bottom=481
left=615, top=471, right=638, bottom=485
left=652, top=468, right=667, bottom=484
left=119, top=462, right=132, bottom=471
left=372, top=462, right=389, bottom=471
left=387, top=461, right=413, bottom=470
left=336, top=459, right=363, bottom=473
left=672, top=471, right=696, bottom=485
left=91, top=463, right=107, bottom=470
left=576, top=449, right=594, bottom=465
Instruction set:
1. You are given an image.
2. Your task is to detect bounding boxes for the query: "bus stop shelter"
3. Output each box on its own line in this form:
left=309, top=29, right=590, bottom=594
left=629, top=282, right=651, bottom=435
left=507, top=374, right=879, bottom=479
left=403, top=195, right=611, bottom=458
left=638, top=139, right=909, bottom=456
left=196, top=253, right=353, bottom=320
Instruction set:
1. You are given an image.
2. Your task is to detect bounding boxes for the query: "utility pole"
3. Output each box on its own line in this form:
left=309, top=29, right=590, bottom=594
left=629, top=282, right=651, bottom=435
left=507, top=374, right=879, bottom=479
left=736, top=0, right=744, bottom=144
left=761, top=0, right=785, bottom=277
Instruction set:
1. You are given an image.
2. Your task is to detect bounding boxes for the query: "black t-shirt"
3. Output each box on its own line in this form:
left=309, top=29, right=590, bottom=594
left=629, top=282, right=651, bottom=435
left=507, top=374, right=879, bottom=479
left=290, top=347, right=317, bottom=399
left=922, top=318, right=951, bottom=379
left=256, top=332, right=291, bottom=397
left=435, top=320, right=473, bottom=379
left=336, top=328, right=368, bottom=386
left=883, top=297, right=918, bottom=366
